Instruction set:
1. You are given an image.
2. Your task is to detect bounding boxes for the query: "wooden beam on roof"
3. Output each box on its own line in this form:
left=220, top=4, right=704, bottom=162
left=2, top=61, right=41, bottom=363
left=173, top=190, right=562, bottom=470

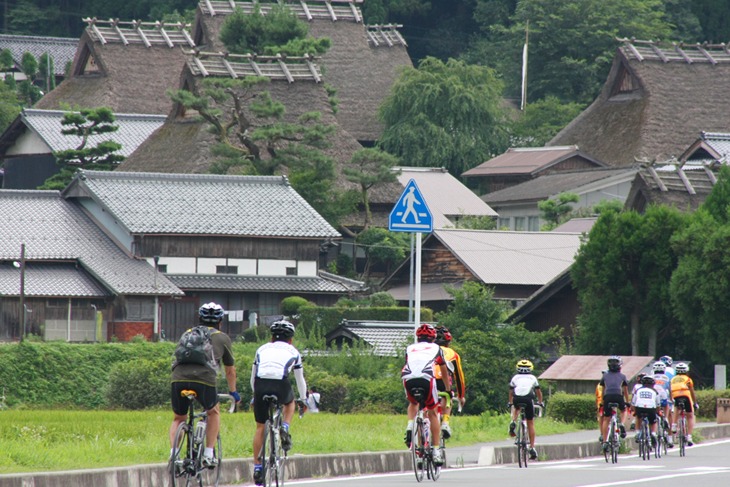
left=325, top=1, right=337, bottom=21
left=704, top=166, right=717, bottom=185
left=349, top=2, right=361, bottom=22
left=676, top=167, right=696, bottom=194
left=228, top=0, right=236, bottom=8
left=111, top=19, right=129, bottom=45
left=305, top=55, right=321, bottom=83
left=649, top=43, right=668, bottom=63
left=621, top=38, right=644, bottom=61
left=674, top=43, right=693, bottom=64
left=156, top=22, right=174, bottom=48
left=248, top=56, right=263, bottom=76
left=647, top=166, right=668, bottom=192
left=300, top=0, right=313, bottom=20
left=179, top=24, right=195, bottom=47
left=85, top=18, right=108, bottom=44
left=192, top=55, right=209, bottom=76
left=277, top=54, right=294, bottom=83
left=205, top=0, right=216, bottom=15
left=366, top=30, right=379, bottom=46
left=133, top=20, right=152, bottom=48
left=697, top=43, right=718, bottom=64
left=221, top=55, right=238, bottom=78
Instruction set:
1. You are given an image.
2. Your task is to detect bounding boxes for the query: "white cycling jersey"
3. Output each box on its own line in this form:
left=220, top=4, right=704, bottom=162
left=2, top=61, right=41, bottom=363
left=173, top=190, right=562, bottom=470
left=632, top=385, right=661, bottom=409
left=402, top=342, right=444, bottom=380
left=510, top=374, right=540, bottom=397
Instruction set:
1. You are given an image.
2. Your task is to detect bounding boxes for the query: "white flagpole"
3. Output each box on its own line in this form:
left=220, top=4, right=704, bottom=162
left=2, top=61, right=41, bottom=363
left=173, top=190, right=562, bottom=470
left=521, top=21, right=529, bottom=111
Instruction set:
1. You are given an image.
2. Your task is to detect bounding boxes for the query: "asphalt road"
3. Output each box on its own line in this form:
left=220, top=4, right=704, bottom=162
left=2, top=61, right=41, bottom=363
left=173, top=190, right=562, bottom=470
left=225, top=438, right=730, bottom=487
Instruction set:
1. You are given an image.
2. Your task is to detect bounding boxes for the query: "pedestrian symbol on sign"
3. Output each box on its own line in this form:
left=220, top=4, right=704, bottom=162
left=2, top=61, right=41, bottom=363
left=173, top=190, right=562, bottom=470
left=389, top=179, right=433, bottom=232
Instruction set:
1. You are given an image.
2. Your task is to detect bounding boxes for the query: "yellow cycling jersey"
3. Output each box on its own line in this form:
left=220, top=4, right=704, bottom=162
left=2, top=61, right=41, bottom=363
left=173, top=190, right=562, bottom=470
left=670, top=374, right=693, bottom=397
left=434, top=346, right=466, bottom=398
left=595, top=383, right=603, bottom=407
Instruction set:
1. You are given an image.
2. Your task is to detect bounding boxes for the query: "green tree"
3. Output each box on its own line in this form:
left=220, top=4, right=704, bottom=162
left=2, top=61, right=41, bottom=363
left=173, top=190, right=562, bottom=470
left=670, top=166, right=730, bottom=367
left=168, top=78, right=356, bottom=226
left=39, top=107, right=124, bottom=190
left=18, top=51, right=41, bottom=105
left=355, top=227, right=409, bottom=281
left=38, top=53, right=56, bottom=93
left=378, top=57, right=509, bottom=177
left=509, top=96, right=585, bottom=147
left=469, top=0, right=673, bottom=103
left=572, top=205, right=688, bottom=356
left=343, top=148, right=400, bottom=231
left=538, top=192, right=579, bottom=230
left=0, top=82, right=21, bottom=133
left=220, top=4, right=329, bottom=57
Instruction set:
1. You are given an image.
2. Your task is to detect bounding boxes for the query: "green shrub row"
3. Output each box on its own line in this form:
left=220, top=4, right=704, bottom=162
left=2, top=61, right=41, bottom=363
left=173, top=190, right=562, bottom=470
left=297, top=306, right=434, bottom=335
left=545, top=392, right=597, bottom=424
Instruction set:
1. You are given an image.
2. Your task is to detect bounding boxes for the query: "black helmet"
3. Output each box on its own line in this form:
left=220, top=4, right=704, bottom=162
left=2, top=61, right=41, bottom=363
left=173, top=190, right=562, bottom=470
left=435, top=326, right=452, bottom=346
left=641, top=375, right=655, bottom=386
left=270, top=320, right=295, bottom=339
left=607, top=355, right=622, bottom=372
left=199, top=302, right=225, bottom=323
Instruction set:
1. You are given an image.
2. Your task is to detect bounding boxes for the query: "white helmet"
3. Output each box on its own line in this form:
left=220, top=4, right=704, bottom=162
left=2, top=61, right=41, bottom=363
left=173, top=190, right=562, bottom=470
left=675, top=362, right=689, bottom=374
left=652, top=361, right=666, bottom=373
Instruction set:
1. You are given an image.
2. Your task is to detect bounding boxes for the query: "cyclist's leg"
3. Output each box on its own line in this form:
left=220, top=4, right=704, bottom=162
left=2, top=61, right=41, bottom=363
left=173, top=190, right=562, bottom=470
left=170, top=382, right=193, bottom=451
left=197, top=384, right=221, bottom=459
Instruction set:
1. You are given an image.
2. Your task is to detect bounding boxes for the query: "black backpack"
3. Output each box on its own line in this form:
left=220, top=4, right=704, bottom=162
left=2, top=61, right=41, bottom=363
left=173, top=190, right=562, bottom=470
left=173, top=325, right=219, bottom=371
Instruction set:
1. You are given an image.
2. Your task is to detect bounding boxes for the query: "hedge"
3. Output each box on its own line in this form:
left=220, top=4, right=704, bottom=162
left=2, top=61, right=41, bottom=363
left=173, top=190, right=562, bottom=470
left=546, top=392, right=596, bottom=424
left=298, top=306, right=434, bottom=335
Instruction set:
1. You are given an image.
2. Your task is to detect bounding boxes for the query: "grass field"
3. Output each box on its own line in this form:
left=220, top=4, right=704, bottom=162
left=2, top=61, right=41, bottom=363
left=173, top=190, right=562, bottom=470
left=0, top=409, right=587, bottom=473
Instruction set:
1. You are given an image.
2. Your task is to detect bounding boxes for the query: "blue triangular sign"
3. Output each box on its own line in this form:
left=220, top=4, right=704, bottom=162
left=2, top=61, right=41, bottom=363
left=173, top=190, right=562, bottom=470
left=389, top=179, right=433, bottom=233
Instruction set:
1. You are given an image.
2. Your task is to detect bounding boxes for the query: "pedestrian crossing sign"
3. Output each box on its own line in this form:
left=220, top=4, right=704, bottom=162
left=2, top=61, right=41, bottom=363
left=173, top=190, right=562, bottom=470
left=389, top=179, right=433, bottom=233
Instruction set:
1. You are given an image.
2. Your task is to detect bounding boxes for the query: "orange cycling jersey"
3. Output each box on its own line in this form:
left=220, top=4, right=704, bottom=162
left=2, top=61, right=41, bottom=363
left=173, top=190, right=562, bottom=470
left=434, top=346, right=466, bottom=398
left=670, top=374, right=693, bottom=398
left=595, top=383, right=603, bottom=407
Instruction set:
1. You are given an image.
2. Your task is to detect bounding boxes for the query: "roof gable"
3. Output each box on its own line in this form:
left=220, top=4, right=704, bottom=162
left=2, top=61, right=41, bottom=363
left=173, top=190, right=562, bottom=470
left=539, top=355, right=655, bottom=381
left=463, top=146, right=604, bottom=177
left=0, top=190, right=181, bottom=296
left=325, top=320, right=418, bottom=357
left=63, top=170, right=340, bottom=238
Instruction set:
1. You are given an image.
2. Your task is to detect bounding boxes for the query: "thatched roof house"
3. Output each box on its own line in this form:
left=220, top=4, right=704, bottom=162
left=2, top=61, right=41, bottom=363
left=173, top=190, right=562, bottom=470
left=548, top=38, right=730, bottom=167
left=193, top=0, right=413, bottom=143
left=120, top=50, right=364, bottom=174
left=34, top=18, right=195, bottom=114
left=624, top=162, right=717, bottom=213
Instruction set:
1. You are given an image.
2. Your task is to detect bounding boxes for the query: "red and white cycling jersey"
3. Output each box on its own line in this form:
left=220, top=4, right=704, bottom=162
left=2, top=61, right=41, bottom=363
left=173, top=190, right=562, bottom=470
left=401, top=342, right=445, bottom=381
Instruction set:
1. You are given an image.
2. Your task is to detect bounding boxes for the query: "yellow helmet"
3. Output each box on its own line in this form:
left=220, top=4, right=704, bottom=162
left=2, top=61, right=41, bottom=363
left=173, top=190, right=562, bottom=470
left=516, top=359, right=534, bottom=373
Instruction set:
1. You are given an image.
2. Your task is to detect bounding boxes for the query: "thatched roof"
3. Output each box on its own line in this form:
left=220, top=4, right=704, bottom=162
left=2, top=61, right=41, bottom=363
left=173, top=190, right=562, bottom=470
left=624, top=163, right=717, bottom=212
left=120, top=51, right=363, bottom=174
left=549, top=38, right=730, bottom=167
left=193, top=1, right=412, bottom=143
left=34, top=19, right=194, bottom=114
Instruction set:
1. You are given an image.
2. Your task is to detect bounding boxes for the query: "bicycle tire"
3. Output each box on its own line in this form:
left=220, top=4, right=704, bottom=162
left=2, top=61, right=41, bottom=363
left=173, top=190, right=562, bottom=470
left=260, top=420, right=271, bottom=487
left=170, top=422, right=193, bottom=487
left=610, top=418, right=619, bottom=464
left=427, top=450, right=441, bottom=481
left=439, top=435, right=447, bottom=468
left=517, top=420, right=528, bottom=468
left=679, top=417, right=686, bottom=457
left=199, top=434, right=222, bottom=487
left=273, top=424, right=286, bottom=487
left=412, top=419, right=426, bottom=482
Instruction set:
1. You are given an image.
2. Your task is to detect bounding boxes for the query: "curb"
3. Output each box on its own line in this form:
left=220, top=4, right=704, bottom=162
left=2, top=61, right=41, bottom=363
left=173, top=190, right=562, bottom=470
left=1, top=424, right=728, bottom=487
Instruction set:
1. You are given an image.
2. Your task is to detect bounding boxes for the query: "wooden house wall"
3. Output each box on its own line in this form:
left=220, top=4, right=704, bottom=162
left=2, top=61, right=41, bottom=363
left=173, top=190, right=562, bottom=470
left=420, top=241, right=476, bottom=284
left=134, top=235, right=322, bottom=260
left=0, top=297, right=106, bottom=341
left=519, top=286, right=580, bottom=335
left=542, top=156, right=601, bottom=175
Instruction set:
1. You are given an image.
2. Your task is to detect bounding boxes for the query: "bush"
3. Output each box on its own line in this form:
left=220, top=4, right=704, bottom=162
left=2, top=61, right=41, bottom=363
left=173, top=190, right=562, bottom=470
left=298, top=305, right=434, bottom=335
left=281, top=296, right=312, bottom=316
left=368, top=292, right=396, bottom=307
left=106, top=358, right=171, bottom=409
left=546, top=392, right=596, bottom=424
left=695, top=388, right=730, bottom=419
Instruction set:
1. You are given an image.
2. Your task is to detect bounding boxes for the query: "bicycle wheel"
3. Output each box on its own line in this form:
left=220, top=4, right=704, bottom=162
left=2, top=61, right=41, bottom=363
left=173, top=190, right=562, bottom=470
left=678, top=418, right=686, bottom=457
left=199, top=434, right=222, bottom=487
left=171, top=423, right=194, bottom=487
left=427, top=449, right=441, bottom=481
left=411, top=419, right=426, bottom=482
left=439, top=435, right=447, bottom=468
left=517, top=422, right=528, bottom=468
left=610, top=420, right=619, bottom=464
left=260, top=421, right=271, bottom=487
left=273, top=425, right=286, bottom=487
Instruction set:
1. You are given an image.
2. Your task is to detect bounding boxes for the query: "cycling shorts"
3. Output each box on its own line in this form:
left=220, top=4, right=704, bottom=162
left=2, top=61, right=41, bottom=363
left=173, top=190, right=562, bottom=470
left=404, top=377, right=439, bottom=410
left=673, top=396, right=693, bottom=413
left=601, top=394, right=627, bottom=416
left=253, top=378, right=295, bottom=424
left=513, top=395, right=537, bottom=420
left=171, top=381, right=219, bottom=415
left=634, top=407, right=658, bottom=424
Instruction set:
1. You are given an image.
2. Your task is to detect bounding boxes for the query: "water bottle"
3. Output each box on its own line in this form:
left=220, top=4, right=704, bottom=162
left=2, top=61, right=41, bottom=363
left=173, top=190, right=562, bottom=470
left=423, top=417, right=430, bottom=448
left=194, top=419, right=206, bottom=445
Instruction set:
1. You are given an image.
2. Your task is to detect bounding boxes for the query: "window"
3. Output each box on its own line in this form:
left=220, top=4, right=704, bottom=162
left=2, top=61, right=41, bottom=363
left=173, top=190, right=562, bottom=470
left=528, top=216, right=540, bottom=231
left=286, top=267, right=297, bottom=276
left=498, top=217, right=511, bottom=230
left=156, top=264, right=168, bottom=273
left=514, top=217, right=526, bottom=231
left=216, top=266, right=238, bottom=275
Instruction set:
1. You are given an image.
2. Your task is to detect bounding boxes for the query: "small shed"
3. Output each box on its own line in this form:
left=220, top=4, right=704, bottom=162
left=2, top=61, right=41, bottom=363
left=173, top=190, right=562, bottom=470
left=325, top=321, right=430, bottom=357
left=539, top=355, right=655, bottom=395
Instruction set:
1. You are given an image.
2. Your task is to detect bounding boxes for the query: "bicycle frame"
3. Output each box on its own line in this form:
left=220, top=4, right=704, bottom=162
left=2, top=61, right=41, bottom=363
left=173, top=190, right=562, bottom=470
left=604, top=403, right=620, bottom=464
left=677, top=403, right=688, bottom=457
left=259, top=395, right=286, bottom=487
left=410, top=388, right=440, bottom=482
left=514, top=404, right=529, bottom=468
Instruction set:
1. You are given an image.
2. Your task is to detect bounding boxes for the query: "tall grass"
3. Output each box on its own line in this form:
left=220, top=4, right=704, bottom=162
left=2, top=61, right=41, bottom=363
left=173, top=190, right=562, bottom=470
left=0, top=409, right=585, bottom=473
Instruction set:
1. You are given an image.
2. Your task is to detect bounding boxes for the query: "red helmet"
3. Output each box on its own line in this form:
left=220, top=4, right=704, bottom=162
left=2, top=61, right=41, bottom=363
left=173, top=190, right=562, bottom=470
left=416, top=323, right=436, bottom=340
left=435, top=326, right=452, bottom=345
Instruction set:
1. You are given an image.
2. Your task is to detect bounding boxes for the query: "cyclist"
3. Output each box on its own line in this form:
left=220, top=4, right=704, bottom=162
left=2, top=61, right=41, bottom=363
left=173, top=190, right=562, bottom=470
left=402, top=323, right=450, bottom=466
left=628, top=372, right=646, bottom=431
left=652, top=360, right=673, bottom=447
left=670, top=362, right=698, bottom=446
left=434, top=326, right=466, bottom=439
left=596, top=375, right=604, bottom=442
left=631, top=375, right=661, bottom=449
left=508, top=359, right=544, bottom=461
left=170, top=302, right=240, bottom=468
left=599, top=355, right=629, bottom=452
left=660, top=355, right=676, bottom=381
left=251, top=320, right=308, bottom=485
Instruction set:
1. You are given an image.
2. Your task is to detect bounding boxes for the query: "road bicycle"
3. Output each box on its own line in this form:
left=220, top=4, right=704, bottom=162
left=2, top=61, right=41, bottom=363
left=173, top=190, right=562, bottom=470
left=603, top=403, right=621, bottom=464
left=636, top=414, right=652, bottom=461
left=409, top=387, right=441, bottom=482
left=258, top=395, right=305, bottom=487
left=656, top=413, right=669, bottom=457
left=170, top=391, right=232, bottom=487
left=511, top=401, right=542, bottom=468
left=436, top=391, right=457, bottom=468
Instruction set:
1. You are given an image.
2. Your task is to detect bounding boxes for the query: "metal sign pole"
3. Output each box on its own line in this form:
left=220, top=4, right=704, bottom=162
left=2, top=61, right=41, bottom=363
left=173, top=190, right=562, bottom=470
left=408, top=233, right=414, bottom=323
left=414, top=232, right=422, bottom=340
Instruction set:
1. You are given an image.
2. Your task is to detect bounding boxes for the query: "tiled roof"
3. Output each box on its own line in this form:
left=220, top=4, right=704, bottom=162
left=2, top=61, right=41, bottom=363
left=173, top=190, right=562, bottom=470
left=0, top=190, right=181, bottom=296
left=395, top=167, right=497, bottom=228
left=0, top=262, right=109, bottom=297
left=167, top=274, right=363, bottom=293
left=20, top=109, right=166, bottom=156
left=680, top=132, right=730, bottom=168
left=325, top=321, right=421, bottom=357
left=462, top=146, right=603, bottom=177
left=539, top=355, right=655, bottom=381
left=0, top=34, right=77, bottom=76
left=65, top=170, right=341, bottom=238
left=434, top=229, right=582, bottom=286
left=552, top=217, right=598, bottom=234
left=482, top=168, right=637, bottom=204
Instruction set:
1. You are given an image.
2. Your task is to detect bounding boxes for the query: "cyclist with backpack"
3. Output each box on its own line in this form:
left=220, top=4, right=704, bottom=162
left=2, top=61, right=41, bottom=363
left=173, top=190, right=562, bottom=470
left=251, top=320, right=308, bottom=486
left=170, top=302, right=240, bottom=468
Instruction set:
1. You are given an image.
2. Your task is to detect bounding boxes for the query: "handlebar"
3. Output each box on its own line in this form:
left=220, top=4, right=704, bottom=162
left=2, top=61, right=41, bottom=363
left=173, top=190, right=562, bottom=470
left=296, top=399, right=306, bottom=419
left=217, top=393, right=237, bottom=414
